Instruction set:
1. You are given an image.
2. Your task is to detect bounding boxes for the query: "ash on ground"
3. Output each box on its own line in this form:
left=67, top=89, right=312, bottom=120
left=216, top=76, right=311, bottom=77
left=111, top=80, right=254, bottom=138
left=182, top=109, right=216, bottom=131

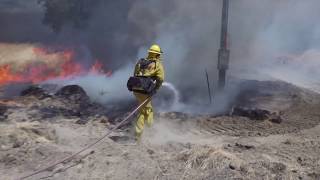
left=0, top=80, right=320, bottom=180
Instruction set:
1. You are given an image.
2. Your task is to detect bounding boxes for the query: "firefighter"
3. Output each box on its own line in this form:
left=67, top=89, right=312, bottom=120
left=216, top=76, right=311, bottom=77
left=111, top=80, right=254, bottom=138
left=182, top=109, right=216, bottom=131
left=131, top=44, right=165, bottom=141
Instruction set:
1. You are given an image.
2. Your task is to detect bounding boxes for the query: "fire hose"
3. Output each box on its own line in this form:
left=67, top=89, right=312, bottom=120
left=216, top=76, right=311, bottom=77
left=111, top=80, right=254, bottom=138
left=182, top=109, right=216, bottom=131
left=18, top=96, right=152, bottom=180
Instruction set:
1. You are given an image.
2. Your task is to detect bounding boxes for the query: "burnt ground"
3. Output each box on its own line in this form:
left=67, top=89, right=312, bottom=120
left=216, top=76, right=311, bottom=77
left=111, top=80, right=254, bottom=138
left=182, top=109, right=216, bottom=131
left=0, top=80, right=320, bottom=180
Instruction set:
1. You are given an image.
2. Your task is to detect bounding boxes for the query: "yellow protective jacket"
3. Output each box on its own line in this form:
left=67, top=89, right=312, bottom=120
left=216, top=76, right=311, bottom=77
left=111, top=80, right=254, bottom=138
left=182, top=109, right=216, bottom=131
left=134, top=57, right=164, bottom=90
left=133, top=56, right=164, bottom=139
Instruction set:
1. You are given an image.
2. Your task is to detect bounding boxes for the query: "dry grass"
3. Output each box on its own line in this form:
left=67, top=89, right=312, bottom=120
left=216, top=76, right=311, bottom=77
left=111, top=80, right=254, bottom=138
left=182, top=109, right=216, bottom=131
left=177, top=146, right=243, bottom=170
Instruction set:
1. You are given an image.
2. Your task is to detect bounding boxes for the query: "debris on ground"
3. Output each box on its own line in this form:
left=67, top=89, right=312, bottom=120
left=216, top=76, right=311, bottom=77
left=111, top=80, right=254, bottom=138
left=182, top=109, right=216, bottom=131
left=230, top=106, right=271, bottom=120
left=20, top=86, right=51, bottom=99
left=0, top=80, right=320, bottom=180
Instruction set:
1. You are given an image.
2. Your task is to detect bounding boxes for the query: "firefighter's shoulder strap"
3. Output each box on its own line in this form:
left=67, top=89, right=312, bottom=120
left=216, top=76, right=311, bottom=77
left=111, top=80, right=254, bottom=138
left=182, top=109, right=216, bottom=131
left=136, top=58, right=157, bottom=71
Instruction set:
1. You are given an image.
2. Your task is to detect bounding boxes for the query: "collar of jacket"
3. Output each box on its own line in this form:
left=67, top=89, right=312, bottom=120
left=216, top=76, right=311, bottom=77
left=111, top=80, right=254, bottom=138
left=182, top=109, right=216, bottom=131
left=147, top=57, right=161, bottom=61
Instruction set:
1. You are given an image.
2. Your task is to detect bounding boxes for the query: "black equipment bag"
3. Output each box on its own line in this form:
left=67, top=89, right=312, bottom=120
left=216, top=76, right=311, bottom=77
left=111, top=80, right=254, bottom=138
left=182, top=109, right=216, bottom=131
left=127, top=76, right=157, bottom=95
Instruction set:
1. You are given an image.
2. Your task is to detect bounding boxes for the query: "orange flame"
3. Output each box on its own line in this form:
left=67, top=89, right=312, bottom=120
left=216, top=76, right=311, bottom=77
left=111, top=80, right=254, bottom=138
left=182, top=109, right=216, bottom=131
left=0, top=47, right=111, bottom=85
left=90, top=60, right=112, bottom=77
left=0, top=65, right=24, bottom=84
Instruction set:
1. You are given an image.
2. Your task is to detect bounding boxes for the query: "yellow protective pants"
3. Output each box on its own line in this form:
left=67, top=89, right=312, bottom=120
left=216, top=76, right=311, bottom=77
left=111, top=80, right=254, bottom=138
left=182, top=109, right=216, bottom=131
left=134, top=92, right=153, bottom=140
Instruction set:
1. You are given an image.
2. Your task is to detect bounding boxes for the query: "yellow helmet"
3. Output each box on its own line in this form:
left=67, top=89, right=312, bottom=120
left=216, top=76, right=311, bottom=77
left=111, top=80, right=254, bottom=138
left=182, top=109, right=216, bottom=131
left=148, top=44, right=163, bottom=55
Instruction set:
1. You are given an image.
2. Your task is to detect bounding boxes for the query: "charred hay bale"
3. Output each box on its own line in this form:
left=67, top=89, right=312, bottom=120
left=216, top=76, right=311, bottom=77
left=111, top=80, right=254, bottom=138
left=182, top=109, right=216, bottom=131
left=0, top=105, right=8, bottom=121
left=231, top=107, right=271, bottom=120
left=268, top=112, right=283, bottom=124
left=20, top=86, right=50, bottom=99
left=55, top=85, right=89, bottom=103
left=230, top=106, right=283, bottom=123
left=159, top=112, right=192, bottom=119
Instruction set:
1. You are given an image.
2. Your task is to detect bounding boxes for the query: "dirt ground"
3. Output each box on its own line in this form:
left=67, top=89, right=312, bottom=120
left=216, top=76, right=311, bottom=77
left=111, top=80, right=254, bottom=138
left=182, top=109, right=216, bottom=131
left=0, top=80, right=320, bottom=180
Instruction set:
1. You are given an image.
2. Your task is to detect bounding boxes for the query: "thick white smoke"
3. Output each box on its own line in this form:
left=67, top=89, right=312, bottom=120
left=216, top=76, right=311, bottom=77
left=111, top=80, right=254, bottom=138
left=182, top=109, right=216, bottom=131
left=46, top=64, right=135, bottom=104
left=2, top=0, right=320, bottom=111
left=228, top=0, right=320, bottom=93
left=260, top=50, right=320, bottom=93
left=129, top=0, right=320, bottom=100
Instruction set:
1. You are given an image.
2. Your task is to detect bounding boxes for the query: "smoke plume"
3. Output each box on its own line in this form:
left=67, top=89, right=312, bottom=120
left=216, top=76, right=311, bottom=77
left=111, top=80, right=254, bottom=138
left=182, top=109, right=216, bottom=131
left=1, top=0, right=320, bottom=110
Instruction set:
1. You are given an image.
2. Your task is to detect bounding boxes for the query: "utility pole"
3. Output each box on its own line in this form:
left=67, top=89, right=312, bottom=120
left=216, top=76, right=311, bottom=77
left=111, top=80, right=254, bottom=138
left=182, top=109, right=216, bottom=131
left=205, top=69, right=212, bottom=104
left=217, top=0, right=230, bottom=90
